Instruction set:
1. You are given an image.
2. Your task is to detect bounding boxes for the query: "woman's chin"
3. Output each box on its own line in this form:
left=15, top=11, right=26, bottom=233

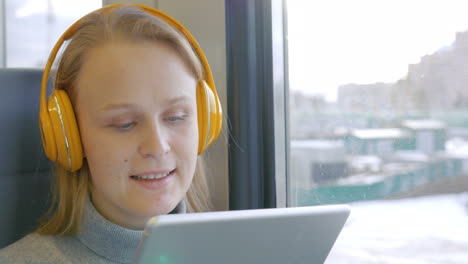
left=131, top=199, right=181, bottom=218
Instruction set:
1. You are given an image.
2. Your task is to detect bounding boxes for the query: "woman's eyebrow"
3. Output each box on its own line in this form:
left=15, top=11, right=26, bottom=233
left=166, top=95, right=192, bottom=105
left=100, top=103, right=139, bottom=112
left=100, top=96, right=193, bottom=112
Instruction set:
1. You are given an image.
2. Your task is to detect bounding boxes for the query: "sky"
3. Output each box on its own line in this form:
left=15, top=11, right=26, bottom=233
left=287, top=0, right=468, bottom=102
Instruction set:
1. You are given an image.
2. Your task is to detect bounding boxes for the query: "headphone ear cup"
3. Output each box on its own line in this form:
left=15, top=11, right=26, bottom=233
left=196, top=80, right=222, bottom=155
left=39, top=110, right=58, bottom=162
left=47, top=90, right=83, bottom=171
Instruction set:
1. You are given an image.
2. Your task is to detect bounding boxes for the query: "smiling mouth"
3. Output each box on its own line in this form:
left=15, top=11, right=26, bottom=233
left=130, top=169, right=175, bottom=180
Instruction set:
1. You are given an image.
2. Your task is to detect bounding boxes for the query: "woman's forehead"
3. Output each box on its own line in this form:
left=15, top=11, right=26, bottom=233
left=74, top=41, right=197, bottom=110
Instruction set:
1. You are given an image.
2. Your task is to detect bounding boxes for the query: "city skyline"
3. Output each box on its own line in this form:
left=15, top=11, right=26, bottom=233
left=287, top=0, right=468, bottom=102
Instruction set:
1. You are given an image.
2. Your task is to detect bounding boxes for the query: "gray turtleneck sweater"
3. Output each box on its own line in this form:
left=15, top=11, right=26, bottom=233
left=0, top=199, right=186, bottom=264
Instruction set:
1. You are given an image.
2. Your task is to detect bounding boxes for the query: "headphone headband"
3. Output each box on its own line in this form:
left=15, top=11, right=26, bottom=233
left=40, top=4, right=218, bottom=121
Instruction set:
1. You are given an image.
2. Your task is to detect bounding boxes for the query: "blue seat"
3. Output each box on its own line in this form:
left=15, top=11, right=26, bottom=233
left=0, top=69, right=52, bottom=248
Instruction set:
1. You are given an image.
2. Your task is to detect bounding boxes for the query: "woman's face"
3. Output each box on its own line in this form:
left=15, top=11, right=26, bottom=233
left=74, top=40, right=199, bottom=230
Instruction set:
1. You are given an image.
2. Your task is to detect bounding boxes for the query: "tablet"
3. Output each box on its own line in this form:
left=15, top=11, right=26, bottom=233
left=133, top=204, right=350, bottom=264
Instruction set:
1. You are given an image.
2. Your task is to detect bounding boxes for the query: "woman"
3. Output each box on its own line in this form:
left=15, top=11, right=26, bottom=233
left=0, top=4, right=221, bottom=263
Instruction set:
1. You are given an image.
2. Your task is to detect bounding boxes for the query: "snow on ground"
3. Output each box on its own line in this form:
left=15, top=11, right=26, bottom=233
left=326, top=192, right=468, bottom=264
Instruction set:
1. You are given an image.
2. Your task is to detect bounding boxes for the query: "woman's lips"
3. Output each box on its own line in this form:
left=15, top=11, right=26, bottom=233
left=129, top=169, right=175, bottom=190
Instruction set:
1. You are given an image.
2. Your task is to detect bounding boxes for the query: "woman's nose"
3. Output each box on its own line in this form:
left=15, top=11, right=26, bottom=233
left=138, top=124, right=170, bottom=158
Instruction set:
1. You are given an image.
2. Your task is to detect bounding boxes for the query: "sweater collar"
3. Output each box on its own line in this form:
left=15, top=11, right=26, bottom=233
left=77, top=198, right=186, bottom=263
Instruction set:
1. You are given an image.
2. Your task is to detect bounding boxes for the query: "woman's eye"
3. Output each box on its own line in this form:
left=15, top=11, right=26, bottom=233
left=167, top=115, right=186, bottom=122
left=116, top=122, right=136, bottom=130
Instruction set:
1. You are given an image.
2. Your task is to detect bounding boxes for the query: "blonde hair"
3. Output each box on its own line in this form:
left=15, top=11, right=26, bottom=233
left=36, top=5, right=212, bottom=236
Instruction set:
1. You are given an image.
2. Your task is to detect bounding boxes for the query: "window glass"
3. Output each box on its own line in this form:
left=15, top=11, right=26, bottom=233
left=286, top=0, right=468, bottom=262
left=6, top=0, right=101, bottom=67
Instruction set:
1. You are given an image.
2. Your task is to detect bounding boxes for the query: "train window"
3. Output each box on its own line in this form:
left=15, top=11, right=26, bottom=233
left=286, top=0, right=468, bottom=262
left=5, top=0, right=100, bottom=67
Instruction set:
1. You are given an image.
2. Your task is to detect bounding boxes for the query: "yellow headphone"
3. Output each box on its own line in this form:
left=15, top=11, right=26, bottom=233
left=39, top=4, right=223, bottom=172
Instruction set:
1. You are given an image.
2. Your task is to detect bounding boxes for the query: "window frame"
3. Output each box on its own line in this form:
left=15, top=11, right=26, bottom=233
left=0, top=0, right=6, bottom=67
left=225, top=0, right=288, bottom=209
